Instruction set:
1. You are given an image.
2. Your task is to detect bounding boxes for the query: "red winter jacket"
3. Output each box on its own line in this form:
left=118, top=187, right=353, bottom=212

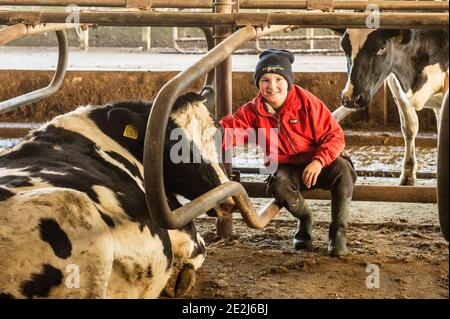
left=220, top=85, right=345, bottom=167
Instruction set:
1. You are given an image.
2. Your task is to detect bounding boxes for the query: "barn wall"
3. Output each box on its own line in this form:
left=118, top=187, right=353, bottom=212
left=0, top=70, right=437, bottom=131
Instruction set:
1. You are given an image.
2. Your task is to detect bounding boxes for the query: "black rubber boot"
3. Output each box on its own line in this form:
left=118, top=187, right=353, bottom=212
left=328, top=197, right=351, bottom=257
left=293, top=214, right=313, bottom=250
left=292, top=203, right=313, bottom=250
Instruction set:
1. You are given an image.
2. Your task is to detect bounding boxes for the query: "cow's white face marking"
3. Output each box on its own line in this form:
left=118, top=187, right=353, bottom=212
left=341, top=29, right=376, bottom=101
left=347, top=29, right=375, bottom=62
left=170, top=100, right=229, bottom=184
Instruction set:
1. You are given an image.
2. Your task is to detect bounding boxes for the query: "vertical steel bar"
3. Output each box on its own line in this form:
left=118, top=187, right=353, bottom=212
left=214, top=0, right=233, bottom=238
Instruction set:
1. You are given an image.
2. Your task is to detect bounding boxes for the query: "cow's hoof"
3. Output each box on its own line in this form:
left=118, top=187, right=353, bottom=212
left=163, top=268, right=179, bottom=298
left=163, top=266, right=196, bottom=298
left=399, top=175, right=416, bottom=186
left=175, top=267, right=196, bottom=297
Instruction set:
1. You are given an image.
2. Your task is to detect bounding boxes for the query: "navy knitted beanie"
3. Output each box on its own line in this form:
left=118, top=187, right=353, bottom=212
left=253, top=49, right=295, bottom=88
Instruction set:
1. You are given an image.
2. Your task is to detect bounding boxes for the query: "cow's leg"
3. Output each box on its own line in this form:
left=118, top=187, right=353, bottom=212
left=387, top=74, right=419, bottom=186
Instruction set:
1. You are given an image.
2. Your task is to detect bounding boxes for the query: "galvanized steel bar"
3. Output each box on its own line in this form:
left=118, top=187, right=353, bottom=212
left=333, top=105, right=357, bottom=122
left=0, top=30, right=68, bottom=114
left=0, top=22, right=89, bottom=45
left=201, top=27, right=215, bottom=88
left=240, top=0, right=449, bottom=10
left=0, top=11, right=447, bottom=29
left=0, top=0, right=213, bottom=8
left=0, top=0, right=447, bottom=11
left=214, top=0, right=234, bottom=238
left=241, top=182, right=437, bottom=203
left=234, top=167, right=437, bottom=180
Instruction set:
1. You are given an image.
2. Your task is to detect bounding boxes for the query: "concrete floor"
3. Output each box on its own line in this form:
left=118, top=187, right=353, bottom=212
left=0, top=46, right=346, bottom=72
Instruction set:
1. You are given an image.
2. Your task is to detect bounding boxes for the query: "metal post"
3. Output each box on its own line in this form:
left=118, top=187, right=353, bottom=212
left=77, top=27, right=89, bottom=51
left=214, top=0, right=233, bottom=238
left=307, top=28, right=314, bottom=51
left=0, top=1, right=448, bottom=11
left=142, top=26, right=151, bottom=51
left=0, top=11, right=447, bottom=29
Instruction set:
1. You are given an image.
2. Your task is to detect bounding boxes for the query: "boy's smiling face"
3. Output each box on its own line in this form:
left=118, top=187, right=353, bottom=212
left=258, top=73, right=289, bottom=109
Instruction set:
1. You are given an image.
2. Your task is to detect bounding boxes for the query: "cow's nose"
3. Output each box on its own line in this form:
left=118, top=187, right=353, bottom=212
left=214, top=197, right=235, bottom=217
left=341, top=94, right=351, bottom=107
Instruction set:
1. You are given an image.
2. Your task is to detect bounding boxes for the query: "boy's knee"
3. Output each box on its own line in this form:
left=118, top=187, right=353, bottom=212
left=332, top=157, right=357, bottom=184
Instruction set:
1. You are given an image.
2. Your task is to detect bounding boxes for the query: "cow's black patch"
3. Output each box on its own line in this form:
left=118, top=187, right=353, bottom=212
left=0, top=187, right=14, bottom=201
left=106, top=150, right=143, bottom=181
left=0, top=175, right=33, bottom=188
left=0, top=292, right=15, bottom=299
left=39, top=218, right=72, bottom=259
left=89, top=101, right=151, bottom=162
left=98, top=209, right=115, bottom=228
left=20, top=264, right=63, bottom=298
left=146, top=265, right=153, bottom=278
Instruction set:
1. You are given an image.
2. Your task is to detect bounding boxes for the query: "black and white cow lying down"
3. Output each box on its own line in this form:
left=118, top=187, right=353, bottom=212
left=339, top=29, right=449, bottom=185
left=0, top=92, right=232, bottom=298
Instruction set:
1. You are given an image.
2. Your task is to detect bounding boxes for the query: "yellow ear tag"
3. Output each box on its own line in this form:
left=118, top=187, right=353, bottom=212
left=123, top=124, right=138, bottom=139
left=394, top=34, right=403, bottom=44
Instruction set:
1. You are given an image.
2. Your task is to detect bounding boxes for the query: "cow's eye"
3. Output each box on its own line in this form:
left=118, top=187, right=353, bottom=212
left=376, top=47, right=386, bottom=56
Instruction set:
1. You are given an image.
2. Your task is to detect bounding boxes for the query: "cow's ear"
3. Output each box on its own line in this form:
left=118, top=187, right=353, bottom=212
left=107, top=108, right=145, bottom=141
left=396, top=30, right=412, bottom=45
left=200, top=86, right=215, bottom=115
left=385, top=29, right=412, bottom=45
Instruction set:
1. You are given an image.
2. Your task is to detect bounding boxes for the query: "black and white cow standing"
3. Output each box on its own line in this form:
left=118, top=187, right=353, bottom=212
left=339, top=29, right=449, bottom=185
left=0, top=92, right=232, bottom=298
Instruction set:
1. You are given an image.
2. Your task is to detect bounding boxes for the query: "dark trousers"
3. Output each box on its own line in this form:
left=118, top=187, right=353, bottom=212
left=266, top=156, right=357, bottom=220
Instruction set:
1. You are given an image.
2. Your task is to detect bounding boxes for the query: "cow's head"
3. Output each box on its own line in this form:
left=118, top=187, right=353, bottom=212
left=93, top=93, right=234, bottom=217
left=163, top=93, right=234, bottom=216
left=339, top=29, right=412, bottom=109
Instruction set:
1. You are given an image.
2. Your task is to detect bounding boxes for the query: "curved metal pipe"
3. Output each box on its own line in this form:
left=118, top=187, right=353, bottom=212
left=200, top=27, right=215, bottom=88
left=199, top=27, right=215, bottom=112
left=0, top=30, right=68, bottom=114
left=143, top=25, right=292, bottom=229
left=332, top=105, right=358, bottom=122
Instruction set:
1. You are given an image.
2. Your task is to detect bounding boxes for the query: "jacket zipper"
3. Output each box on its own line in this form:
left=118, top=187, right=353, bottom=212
left=257, top=103, right=299, bottom=154
left=275, top=116, right=298, bottom=153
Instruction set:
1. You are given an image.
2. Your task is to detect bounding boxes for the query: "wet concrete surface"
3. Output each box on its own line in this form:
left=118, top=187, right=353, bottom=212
left=0, top=47, right=346, bottom=72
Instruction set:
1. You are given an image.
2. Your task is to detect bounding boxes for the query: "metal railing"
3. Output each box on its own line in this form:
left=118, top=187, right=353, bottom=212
left=0, top=0, right=448, bottom=11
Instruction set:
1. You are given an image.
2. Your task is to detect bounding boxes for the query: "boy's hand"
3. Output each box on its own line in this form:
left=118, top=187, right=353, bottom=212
left=302, top=159, right=323, bottom=188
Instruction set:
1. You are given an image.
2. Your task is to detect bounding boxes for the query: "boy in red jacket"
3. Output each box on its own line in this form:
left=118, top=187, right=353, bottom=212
left=220, top=49, right=357, bottom=256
